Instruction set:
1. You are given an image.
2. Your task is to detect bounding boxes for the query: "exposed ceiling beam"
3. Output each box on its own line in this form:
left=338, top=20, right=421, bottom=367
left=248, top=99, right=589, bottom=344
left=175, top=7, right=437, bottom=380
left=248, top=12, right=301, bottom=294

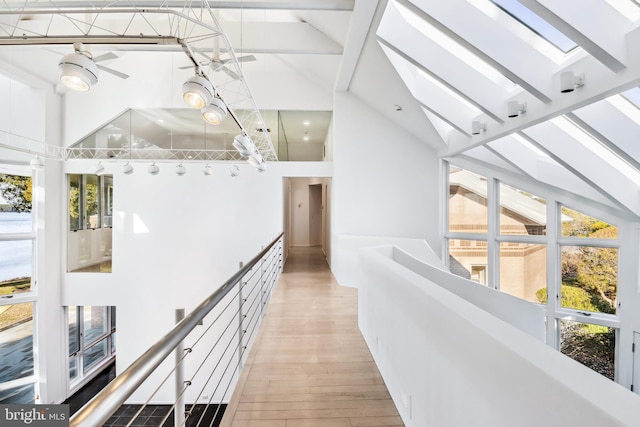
left=0, top=1, right=355, bottom=11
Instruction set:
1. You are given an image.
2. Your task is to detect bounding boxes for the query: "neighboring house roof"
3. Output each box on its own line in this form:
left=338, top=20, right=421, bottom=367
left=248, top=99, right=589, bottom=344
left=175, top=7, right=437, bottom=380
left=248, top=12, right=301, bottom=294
left=450, top=169, right=573, bottom=224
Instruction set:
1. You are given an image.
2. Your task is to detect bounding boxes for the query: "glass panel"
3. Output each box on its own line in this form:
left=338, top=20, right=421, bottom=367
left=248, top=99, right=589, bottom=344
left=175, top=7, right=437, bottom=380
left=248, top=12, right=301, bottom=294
left=0, top=211, right=32, bottom=234
left=0, top=240, right=32, bottom=295
left=561, top=207, right=618, bottom=238
left=68, top=306, right=79, bottom=354
left=69, top=356, right=78, bottom=381
left=0, top=303, right=34, bottom=382
left=83, top=339, right=107, bottom=373
left=449, top=239, right=488, bottom=285
left=449, top=167, right=488, bottom=234
left=0, top=173, right=33, bottom=216
left=69, top=174, right=83, bottom=231
left=83, top=306, right=107, bottom=345
left=560, top=320, right=615, bottom=380
left=0, top=383, right=35, bottom=404
left=85, top=175, right=100, bottom=229
left=622, top=87, right=640, bottom=107
left=499, top=184, right=546, bottom=235
left=490, top=0, right=578, bottom=52
left=102, top=176, right=113, bottom=228
left=561, top=246, right=618, bottom=314
left=499, top=243, right=546, bottom=302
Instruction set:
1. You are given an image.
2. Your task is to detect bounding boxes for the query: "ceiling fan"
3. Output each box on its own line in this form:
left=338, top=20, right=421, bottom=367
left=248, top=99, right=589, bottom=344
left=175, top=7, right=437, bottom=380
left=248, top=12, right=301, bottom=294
left=57, top=42, right=129, bottom=91
left=180, top=41, right=256, bottom=81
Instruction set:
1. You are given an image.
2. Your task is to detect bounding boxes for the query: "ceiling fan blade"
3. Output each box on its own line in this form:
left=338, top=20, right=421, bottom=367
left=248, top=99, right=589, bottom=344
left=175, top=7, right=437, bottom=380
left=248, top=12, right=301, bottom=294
left=221, top=66, right=240, bottom=81
left=93, top=52, right=118, bottom=63
left=96, top=64, right=129, bottom=79
left=237, top=55, right=257, bottom=63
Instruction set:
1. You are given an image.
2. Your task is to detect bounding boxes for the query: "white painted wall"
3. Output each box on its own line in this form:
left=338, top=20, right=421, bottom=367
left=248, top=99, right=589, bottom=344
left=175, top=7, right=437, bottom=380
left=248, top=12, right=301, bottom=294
left=331, top=91, right=441, bottom=287
left=61, top=160, right=331, bottom=402
left=359, top=245, right=640, bottom=427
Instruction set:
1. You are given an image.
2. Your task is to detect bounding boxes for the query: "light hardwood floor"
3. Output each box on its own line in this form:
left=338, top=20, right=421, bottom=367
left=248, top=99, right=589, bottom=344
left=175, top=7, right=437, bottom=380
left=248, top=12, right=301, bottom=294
left=221, top=246, right=404, bottom=427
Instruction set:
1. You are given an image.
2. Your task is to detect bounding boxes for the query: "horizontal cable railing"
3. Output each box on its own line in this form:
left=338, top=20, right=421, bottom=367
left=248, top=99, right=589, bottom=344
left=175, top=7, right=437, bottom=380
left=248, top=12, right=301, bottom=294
left=69, top=232, right=284, bottom=427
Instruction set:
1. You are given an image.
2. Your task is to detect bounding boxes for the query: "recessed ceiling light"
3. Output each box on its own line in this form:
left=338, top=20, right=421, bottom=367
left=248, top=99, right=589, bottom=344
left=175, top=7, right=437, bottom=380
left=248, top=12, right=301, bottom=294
left=303, top=136, right=310, bottom=141
left=303, top=120, right=310, bottom=126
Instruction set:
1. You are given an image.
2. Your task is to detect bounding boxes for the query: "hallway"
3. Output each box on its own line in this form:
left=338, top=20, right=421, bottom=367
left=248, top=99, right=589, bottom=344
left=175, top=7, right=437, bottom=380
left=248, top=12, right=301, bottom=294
left=222, top=246, right=403, bottom=427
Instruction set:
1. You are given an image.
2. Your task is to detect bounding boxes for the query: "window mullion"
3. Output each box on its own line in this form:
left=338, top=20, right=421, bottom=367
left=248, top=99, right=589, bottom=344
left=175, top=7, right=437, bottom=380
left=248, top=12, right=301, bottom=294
left=546, top=201, right=560, bottom=348
left=487, top=177, right=499, bottom=290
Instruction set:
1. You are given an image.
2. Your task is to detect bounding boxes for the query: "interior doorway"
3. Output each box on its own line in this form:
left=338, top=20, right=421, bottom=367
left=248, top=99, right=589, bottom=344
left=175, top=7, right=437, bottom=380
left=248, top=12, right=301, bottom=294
left=283, top=177, right=331, bottom=262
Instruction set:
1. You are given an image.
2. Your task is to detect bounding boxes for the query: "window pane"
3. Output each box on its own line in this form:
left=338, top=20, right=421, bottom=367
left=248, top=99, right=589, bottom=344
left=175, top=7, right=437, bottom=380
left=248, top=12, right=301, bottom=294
left=0, top=303, right=34, bottom=382
left=83, top=339, right=107, bottom=373
left=0, top=174, right=32, bottom=218
left=0, top=240, right=32, bottom=295
left=0, top=211, right=32, bottom=234
left=560, top=320, right=615, bottom=380
left=561, top=246, right=617, bottom=314
left=85, top=175, right=100, bottom=229
left=68, top=306, right=79, bottom=354
left=561, top=206, right=617, bottom=238
left=449, top=239, right=488, bottom=285
left=499, top=243, right=546, bottom=302
left=0, top=383, right=35, bottom=404
left=499, top=184, right=546, bottom=235
left=83, top=306, right=108, bottom=345
left=449, top=167, right=488, bottom=234
left=69, top=174, right=83, bottom=231
left=102, top=176, right=113, bottom=228
left=69, top=356, right=78, bottom=381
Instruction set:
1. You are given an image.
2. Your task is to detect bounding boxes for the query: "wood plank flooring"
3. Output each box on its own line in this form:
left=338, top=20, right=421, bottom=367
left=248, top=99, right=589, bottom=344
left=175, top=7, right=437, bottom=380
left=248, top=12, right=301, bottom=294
left=221, top=246, right=403, bottom=427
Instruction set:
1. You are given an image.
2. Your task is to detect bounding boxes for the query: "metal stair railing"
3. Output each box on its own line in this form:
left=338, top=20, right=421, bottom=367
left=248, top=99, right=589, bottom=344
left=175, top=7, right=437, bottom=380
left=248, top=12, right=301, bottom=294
left=69, top=232, right=284, bottom=427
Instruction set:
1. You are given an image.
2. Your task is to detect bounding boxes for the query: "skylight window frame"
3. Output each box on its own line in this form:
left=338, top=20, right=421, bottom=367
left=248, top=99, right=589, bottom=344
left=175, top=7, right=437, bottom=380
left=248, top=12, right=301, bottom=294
left=603, top=0, right=640, bottom=21
left=486, top=0, right=579, bottom=54
left=552, top=115, right=640, bottom=184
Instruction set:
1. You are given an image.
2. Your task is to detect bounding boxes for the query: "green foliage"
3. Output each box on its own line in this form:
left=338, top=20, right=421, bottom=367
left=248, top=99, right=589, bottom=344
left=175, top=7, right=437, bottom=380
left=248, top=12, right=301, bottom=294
left=536, top=285, right=598, bottom=312
left=561, top=207, right=618, bottom=238
left=0, top=174, right=32, bottom=212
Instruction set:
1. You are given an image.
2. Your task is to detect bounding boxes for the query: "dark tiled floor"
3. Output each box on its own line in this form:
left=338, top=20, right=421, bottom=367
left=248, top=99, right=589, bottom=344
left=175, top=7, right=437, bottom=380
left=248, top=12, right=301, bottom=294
left=65, top=362, right=225, bottom=426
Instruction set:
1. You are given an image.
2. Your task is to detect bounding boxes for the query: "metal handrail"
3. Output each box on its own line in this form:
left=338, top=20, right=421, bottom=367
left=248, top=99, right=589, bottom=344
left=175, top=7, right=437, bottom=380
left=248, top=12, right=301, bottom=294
left=69, top=232, right=284, bottom=427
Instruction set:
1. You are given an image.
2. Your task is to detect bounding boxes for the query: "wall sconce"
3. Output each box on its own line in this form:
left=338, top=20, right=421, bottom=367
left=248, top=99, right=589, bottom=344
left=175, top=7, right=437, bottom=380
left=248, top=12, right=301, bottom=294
left=148, top=162, right=160, bottom=175
left=507, top=100, right=527, bottom=118
left=560, top=71, right=584, bottom=93
left=175, top=163, right=186, bottom=176
left=30, top=156, right=44, bottom=170
left=471, top=121, right=486, bottom=135
left=229, top=165, right=240, bottom=177
left=123, top=162, right=134, bottom=175
left=95, top=162, right=105, bottom=176
left=203, top=164, right=213, bottom=176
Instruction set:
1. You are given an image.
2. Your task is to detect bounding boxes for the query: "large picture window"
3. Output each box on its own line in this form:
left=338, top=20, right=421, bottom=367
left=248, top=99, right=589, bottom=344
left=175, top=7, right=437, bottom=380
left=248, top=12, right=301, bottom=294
left=445, top=162, right=620, bottom=381
left=0, top=170, right=36, bottom=404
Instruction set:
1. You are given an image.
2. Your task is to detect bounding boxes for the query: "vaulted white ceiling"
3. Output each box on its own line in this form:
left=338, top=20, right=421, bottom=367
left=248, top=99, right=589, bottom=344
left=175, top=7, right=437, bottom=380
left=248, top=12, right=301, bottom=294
left=377, top=0, right=640, bottom=220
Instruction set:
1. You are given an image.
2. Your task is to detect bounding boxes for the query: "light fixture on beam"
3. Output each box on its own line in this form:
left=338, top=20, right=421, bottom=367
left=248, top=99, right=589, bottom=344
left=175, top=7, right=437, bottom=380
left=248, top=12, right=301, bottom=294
left=123, top=162, right=134, bottom=175
left=58, top=51, right=99, bottom=92
left=30, top=156, right=44, bottom=170
left=471, top=121, right=486, bottom=135
left=507, top=100, right=526, bottom=118
left=232, top=133, right=256, bottom=157
left=560, top=71, right=584, bottom=93
left=148, top=162, right=160, bottom=175
left=95, top=162, right=105, bottom=176
left=201, top=97, right=228, bottom=125
left=182, top=74, right=214, bottom=109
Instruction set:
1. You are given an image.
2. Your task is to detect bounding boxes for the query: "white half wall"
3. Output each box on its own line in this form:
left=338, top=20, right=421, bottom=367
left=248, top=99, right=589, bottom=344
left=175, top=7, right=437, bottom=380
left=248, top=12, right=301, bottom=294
left=331, top=91, right=441, bottom=287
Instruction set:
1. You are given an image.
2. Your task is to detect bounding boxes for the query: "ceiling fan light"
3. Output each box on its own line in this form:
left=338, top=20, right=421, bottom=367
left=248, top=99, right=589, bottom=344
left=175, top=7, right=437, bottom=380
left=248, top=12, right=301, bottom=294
left=182, top=75, right=214, bottom=109
left=201, top=98, right=228, bottom=125
left=58, top=52, right=98, bottom=91
left=232, top=133, right=255, bottom=157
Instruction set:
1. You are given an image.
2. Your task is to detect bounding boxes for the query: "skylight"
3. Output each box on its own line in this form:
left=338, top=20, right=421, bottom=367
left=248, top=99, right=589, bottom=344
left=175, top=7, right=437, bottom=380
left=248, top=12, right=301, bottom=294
left=552, top=116, right=640, bottom=183
left=489, top=0, right=578, bottom=53
left=621, top=87, right=640, bottom=108
left=395, top=0, right=517, bottom=91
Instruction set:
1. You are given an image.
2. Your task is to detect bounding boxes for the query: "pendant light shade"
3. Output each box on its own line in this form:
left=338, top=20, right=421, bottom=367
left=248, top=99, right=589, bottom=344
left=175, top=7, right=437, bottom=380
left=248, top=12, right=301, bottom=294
left=58, top=52, right=99, bottom=91
left=201, top=98, right=228, bottom=125
left=182, top=75, right=214, bottom=109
